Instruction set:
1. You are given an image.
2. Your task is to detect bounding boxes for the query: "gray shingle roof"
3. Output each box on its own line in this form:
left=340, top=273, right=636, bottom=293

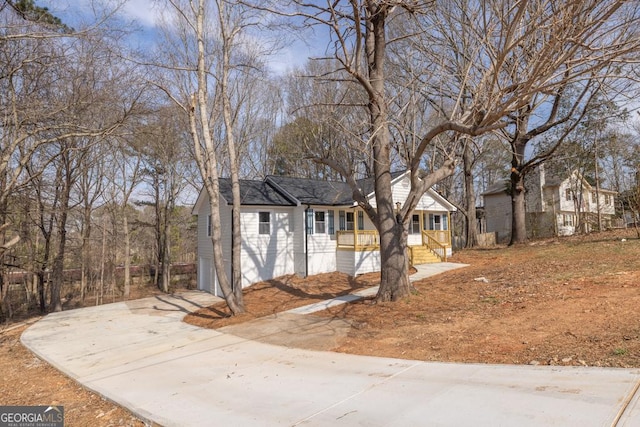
left=215, top=170, right=409, bottom=207
left=266, top=176, right=354, bottom=206
left=218, top=178, right=296, bottom=206
left=356, top=170, right=406, bottom=196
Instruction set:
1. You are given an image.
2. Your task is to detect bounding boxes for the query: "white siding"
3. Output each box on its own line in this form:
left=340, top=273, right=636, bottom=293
left=238, top=207, right=295, bottom=286
left=336, top=249, right=356, bottom=276
left=195, top=174, right=459, bottom=288
left=195, top=192, right=296, bottom=292
left=306, top=206, right=338, bottom=275
left=359, top=211, right=376, bottom=230
left=590, top=192, right=616, bottom=215
left=407, top=234, right=422, bottom=246
left=336, top=248, right=380, bottom=276
left=292, top=206, right=306, bottom=277
left=367, top=174, right=451, bottom=213
left=198, top=256, right=215, bottom=294
left=556, top=173, right=617, bottom=216
left=196, top=200, right=213, bottom=261
left=196, top=197, right=215, bottom=294
left=194, top=195, right=232, bottom=295
left=558, top=179, right=580, bottom=213
left=354, top=250, right=381, bottom=275
left=220, top=203, right=232, bottom=293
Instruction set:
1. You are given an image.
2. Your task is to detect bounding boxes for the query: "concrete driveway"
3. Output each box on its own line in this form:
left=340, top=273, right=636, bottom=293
left=21, top=276, right=640, bottom=426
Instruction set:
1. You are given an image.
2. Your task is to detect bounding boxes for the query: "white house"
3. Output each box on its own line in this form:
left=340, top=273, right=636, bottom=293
left=192, top=171, right=456, bottom=295
left=483, top=165, right=618, bottom=242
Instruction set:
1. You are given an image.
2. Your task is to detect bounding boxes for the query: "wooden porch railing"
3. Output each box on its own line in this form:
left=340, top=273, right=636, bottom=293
left=337, top=229, right=451, bottom=259
left=422, top=231, right=448, bottom=262
left=423, top=230, right=451, bottom=246
left=336, top=230, right=379, bottom=249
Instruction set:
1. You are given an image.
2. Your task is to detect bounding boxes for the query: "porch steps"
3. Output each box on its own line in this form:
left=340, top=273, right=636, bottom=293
left=409, top=245, right=442, bottom=265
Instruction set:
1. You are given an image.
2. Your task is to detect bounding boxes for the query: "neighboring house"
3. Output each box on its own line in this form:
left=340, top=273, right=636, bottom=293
left=483, top=164, right=617, bottom=242
left=192, top=171, right=456, bottom=295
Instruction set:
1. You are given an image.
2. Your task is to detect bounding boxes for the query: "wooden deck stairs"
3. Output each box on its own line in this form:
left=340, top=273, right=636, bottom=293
left=409, top=245, right=442, bottom=265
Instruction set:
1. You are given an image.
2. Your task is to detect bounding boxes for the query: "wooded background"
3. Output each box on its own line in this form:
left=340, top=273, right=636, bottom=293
left=2, top=0, right=640, bottom=319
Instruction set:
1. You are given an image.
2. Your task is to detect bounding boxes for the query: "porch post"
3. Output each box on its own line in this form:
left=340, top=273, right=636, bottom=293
left=447, top=211, right=452, bottom=246
left=353, top=209, right=359, bottom=250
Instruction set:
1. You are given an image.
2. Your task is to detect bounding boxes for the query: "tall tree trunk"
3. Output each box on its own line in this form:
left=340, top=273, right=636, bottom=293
left=0, top=275, right=10, bottom=320
left=80, top=205, right=92, bottom=301
left=464, top=142, right=478, bottom=248
left=154, top=173, right=162, bottom=290
left=189, top=0, right=244, bottom=314
left=510, top=169, right=528, bottom=245
left=36, top=229, right=51, bottom=313
left=0, top=207, right=11, bottom=319
left=510, top=128, right=529, bottom=245
left=50, top=163, right=72, bottom=312
left=123, top=213, right=131, bottom=298
left=50, top=239, right=65, bottom=312
left=218, top=0, right=244, bottom=308
left=160, top=212, right=170, bottom=293
left=363, top=7, right=411, bottom=302
left=35, top=206, right=52, bottom=313
left=377, top=220, right=411, bottom=301
left=98, top=215, right=107, bottom=305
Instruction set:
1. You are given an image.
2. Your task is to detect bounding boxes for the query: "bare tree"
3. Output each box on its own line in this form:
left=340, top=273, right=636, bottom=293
left=77, top=142, right=107, bottom=301
left=106, top=135, right=143, bottom=299
left=152, top=0, right=277, bottom=314
left=249, top=0, right=640, bottom=301
left=133, top=107, right=191, bottom=293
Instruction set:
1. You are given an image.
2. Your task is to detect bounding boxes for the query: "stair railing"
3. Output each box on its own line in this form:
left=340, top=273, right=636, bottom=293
left=421, top=231, right=447, bottom=262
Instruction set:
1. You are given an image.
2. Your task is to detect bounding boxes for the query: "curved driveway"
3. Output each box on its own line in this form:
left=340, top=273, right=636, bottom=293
left=21, top=271, right=640, bottom=426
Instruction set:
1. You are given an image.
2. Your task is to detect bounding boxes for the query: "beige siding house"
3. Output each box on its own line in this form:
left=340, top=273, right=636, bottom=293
left=483, top=165, right=617, bottom=242
left=193, top=171, right=456, bottom=295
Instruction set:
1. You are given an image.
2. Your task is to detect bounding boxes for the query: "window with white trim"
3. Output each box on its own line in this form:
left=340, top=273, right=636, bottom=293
left=258, top=211, right=271, bottom=235
left=315, top=211, right=326, bottom=234
left=563, top=214, right=574, bottom=227
left=346, top=212, right=355, bottom=230
left=427, top=213, right=443, bottom=230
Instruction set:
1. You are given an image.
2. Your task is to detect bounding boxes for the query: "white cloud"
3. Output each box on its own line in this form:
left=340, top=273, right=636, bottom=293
left=122, top=0, right=162, bottom=28
left=38, top=0, right=161, bottom=29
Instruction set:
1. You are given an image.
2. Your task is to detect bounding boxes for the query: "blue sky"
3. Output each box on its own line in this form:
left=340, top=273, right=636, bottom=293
left=37, top=0, right=318, bottom=74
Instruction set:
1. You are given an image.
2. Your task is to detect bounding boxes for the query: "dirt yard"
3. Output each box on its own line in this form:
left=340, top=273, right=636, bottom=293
left=188, top=229, right=640, bottom=368
left=3, top=229, right=639, bottom=426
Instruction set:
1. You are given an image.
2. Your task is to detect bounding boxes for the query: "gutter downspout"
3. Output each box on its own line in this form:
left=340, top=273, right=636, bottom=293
left=304, top=205, right=310, bottom=278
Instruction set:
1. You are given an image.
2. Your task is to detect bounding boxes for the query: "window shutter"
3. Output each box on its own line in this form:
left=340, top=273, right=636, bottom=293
left=306, top=209, right=314, bottom=234
left=357, top=211, right=364, bottom=230
left=328, top=210, right=335, bottom=234
left=339, top=210, right=345, bottom=231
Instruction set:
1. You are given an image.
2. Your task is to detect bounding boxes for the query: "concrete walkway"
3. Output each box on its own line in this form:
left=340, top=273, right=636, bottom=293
left=21, top=264, right=640, bottom=426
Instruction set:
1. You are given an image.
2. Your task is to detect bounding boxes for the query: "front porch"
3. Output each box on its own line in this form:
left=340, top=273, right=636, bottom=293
left=336, top=228, right=452, bottom=265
